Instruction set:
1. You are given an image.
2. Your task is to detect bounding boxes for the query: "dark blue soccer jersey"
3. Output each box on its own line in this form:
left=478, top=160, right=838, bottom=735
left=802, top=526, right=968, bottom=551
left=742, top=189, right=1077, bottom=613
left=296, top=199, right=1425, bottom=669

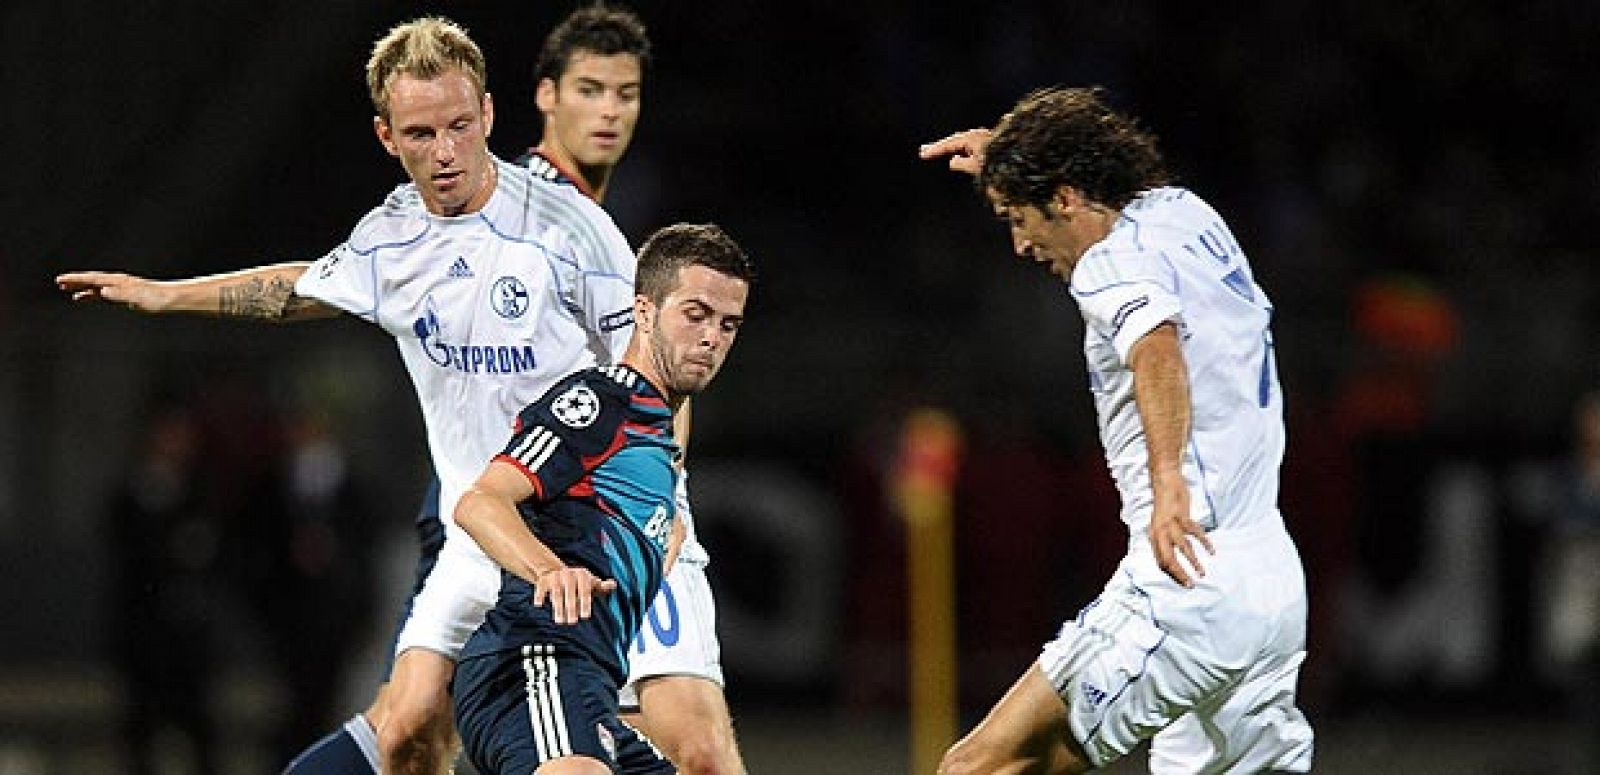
left=459, top=363, right=678, bottom=686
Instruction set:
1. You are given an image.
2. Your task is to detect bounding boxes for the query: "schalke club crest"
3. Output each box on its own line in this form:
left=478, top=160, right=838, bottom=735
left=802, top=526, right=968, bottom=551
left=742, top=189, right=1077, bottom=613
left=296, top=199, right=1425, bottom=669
left=491, top=276, right=531, bottom=319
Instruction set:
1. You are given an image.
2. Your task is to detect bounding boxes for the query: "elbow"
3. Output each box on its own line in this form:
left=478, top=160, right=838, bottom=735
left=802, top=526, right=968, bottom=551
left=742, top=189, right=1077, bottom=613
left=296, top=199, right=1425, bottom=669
left=454, top=490, right=485, bottom=539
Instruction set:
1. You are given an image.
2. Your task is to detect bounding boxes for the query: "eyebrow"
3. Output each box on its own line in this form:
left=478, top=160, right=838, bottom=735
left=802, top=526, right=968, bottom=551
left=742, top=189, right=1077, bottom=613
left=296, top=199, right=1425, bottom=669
left=572, top=76, right=640, bottom=89
left=680, top=297, right=742, bottom=320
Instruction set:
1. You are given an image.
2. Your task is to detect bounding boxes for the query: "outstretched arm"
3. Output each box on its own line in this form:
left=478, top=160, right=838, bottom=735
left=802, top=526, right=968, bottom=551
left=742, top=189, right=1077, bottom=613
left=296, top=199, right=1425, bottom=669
left=1129, top=322, right=1215, bottom=588
left=918, top=127, right=994, bottom=176
left=456, top=460, right=617, bottom=625
left=55, top=262, right=336, bottom=322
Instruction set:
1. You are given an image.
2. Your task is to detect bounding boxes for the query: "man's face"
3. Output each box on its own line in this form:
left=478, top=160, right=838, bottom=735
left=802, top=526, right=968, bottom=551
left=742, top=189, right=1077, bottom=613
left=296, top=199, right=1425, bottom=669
left=375, top=70, right=496, bottom=216
left=644, top=265, right=747, bottom=397
left=537, top=51, right=642, bottom=169
left=988, top=187, right=1090, bottom=280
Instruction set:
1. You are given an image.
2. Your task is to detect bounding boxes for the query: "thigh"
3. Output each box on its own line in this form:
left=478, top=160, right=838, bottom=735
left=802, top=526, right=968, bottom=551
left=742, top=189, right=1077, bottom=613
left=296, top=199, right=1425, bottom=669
left=619, top=560, right=723, bottom=709
left=1038, top=589, right=1233, bottom=769
left=395, top=525, right=501, bottom=659
left=375, top=648, right=454, bottom=735
left=631, top=672, right=736, bottom=757
left=455, top=645, right=674, bottom=775
left=382, top=493, right=447, bottom=680
left=1149, top=650, right=1314, bottom=774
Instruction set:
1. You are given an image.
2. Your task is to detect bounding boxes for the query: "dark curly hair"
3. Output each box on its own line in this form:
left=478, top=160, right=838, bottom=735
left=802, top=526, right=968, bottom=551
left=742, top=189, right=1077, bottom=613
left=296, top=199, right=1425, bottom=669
left=535, top=4, right=651, bottom=84
left=979, top=86, right=1171, bottom=211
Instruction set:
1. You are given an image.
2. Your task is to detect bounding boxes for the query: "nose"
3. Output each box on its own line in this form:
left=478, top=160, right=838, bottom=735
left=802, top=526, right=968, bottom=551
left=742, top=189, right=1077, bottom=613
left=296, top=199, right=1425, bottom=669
left=1011, top=229, right=1033, bottom=258
left=699, top=321, right=734, bottom=352
left=600, top=93, right=622, bottom=120
left=434, top=132, right=457, bottom=165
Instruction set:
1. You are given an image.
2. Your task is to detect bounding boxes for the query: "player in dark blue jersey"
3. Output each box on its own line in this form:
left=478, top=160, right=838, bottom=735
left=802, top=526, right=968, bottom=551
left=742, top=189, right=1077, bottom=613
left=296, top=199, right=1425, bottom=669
left=517, top=12, right=752, bottom=775
left=451, top=223, right=754, bottom=775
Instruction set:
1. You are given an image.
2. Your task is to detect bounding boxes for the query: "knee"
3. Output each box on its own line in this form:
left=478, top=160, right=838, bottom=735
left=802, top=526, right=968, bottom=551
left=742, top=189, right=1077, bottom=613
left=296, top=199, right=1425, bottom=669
left=377, top=704, right=453, bottom=772
left=937, top=737, right=992, bottom=775
left=669, top=732, right=741, bottom=775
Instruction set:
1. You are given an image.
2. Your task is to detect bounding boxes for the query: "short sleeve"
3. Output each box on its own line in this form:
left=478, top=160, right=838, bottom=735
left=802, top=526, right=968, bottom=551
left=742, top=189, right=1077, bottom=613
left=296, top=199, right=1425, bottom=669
left=297, top=240, right=376, bottom=321
left=296, top=197, right=423, bottom=321
left=1072, top=248, right=1183, bottom=365
left=493, top=376, right=627, bottom=503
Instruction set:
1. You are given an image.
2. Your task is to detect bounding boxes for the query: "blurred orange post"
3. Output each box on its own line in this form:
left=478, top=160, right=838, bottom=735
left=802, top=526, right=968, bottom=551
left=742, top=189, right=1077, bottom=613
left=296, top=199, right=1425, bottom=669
left=894, top=408, right=963, bottom=775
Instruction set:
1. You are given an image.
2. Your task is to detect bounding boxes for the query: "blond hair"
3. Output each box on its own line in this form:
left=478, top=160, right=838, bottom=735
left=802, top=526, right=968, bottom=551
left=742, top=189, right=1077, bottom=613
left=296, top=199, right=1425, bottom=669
left=366, top=17, right=487, bottom=120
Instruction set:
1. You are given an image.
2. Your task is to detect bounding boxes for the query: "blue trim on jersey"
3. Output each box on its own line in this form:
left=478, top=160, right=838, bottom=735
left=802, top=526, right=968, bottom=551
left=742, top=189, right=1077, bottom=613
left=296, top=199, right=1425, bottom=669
left=1189, top=437, right=1220, bottom=531
left=344, top=219, right=433, bottom=321
left=1120, top=213, right=1146, bottom=253
left=1071, top=274, right=1179, bottom=299
left=475, top=211, right=632, bottom=321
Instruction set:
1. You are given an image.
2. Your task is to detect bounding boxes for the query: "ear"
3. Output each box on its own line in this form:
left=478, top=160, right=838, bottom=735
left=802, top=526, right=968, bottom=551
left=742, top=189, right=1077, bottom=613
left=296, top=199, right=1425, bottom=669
left=374, top=115, right=399, bottom=157
left=1052, top=186, right=1080, bottom=216
left=632, top=294, right=654, bottom=335
left=482, top=92, right=495, bottom=138
left=536, top=77, right=557, bottom=115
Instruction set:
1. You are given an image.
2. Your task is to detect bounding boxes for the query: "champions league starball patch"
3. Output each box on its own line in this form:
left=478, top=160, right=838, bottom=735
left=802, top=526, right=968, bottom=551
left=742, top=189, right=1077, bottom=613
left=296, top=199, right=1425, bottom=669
left=552, top=383, right=601, bottom=428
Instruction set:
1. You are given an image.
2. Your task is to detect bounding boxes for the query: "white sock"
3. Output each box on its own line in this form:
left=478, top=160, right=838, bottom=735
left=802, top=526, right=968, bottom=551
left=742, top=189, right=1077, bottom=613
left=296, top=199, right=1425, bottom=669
left=343, top=714, right=381, bottom=771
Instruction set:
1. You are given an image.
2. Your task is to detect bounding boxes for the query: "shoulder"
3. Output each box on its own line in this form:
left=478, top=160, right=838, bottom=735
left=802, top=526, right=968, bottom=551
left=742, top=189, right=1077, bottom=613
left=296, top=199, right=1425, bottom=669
left=346, top=184, right=429, bottom=253
left=1071, top=188, right=1207, bottom=294
left=495, top=159, right=616, bottom=234
left=535, top=367, right=633, bottom=429
left=1071, top=240, right=1170, bottom=299
left=523, top=150, right=578, bottom=189
left=1118, top=187, right=1225, bottom=244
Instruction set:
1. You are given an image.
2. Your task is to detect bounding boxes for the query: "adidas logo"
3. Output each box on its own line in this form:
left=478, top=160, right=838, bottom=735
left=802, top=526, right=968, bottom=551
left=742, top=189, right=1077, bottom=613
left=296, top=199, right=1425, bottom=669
left=528, top=155, right=560, bottom=182
left=446, top=257, right=474, bottom=279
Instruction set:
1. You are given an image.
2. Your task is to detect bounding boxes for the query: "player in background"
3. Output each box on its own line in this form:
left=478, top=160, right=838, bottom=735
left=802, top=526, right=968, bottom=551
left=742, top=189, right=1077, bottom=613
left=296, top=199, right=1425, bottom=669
left=515, top=6, right=641, bottom=202
left=57, top=16, right=639, bottom=775
left=515, top=8, right=747, bottom=773
left=452, top=222, right=754, bottom=775
left=920, top=87, right=1314, bottom=773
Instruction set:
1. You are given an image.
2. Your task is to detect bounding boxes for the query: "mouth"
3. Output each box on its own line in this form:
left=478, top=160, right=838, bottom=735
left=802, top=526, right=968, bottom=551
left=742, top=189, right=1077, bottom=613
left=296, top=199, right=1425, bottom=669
left=433, top=169, right=465, bottom=188
left=591, top=131, right=621, bottom=149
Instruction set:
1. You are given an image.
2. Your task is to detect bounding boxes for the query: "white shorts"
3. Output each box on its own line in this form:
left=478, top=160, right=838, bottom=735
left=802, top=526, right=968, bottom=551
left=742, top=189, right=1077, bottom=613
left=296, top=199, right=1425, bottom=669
left=617, top=559, right=725, bottom=709
left=1039, top=522, right=1315, bottom=773
left=394, top=523, right=500, bottom=660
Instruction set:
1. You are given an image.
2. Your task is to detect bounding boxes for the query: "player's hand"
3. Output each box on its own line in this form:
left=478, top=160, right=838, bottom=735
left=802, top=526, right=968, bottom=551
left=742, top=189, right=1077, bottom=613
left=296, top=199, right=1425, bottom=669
left=55, top=271, right=170, bottom=313
left=918, top=128, right=994, bottom=176
left=1146, top=495, right=1214, bottom=588
left=533, top=566, right=618, bottom=625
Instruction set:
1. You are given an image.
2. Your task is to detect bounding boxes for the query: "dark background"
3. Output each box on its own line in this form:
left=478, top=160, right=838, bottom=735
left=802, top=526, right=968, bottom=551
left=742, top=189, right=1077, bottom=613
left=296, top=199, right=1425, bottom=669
left=3, top=1, right=1599, bottom=772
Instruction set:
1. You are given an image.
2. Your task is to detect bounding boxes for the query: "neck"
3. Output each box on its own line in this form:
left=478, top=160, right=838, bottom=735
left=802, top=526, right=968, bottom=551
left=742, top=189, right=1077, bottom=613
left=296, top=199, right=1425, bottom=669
left=621, top=356, right=682, bottom=411
left=1085, top=205, right=1121, bottom=245
left=536, top=140, right=609, bottom=202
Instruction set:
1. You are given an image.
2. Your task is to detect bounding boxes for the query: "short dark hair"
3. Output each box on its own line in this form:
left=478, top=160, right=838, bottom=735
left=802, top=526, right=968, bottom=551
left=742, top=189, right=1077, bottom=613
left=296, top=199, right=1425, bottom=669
left=535, top=4, right=651, bottom=84
left=636, top=223, right=755, bottom=303
left=979, top=86, right=1171, bottom=211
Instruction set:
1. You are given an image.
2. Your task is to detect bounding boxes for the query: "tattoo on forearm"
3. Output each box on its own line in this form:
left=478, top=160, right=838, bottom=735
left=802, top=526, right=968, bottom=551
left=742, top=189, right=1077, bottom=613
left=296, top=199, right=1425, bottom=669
left=218, top=276, right=296, bottom=319
left=282, top=294, right=321, bottom=319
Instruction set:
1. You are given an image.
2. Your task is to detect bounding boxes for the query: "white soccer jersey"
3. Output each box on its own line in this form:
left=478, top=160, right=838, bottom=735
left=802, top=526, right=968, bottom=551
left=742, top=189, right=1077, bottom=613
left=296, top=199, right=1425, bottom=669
left=1050, top=187, right=1313, bottom=771
left=1071, top=187, right=1284, bottom=539
left=296, top=156, right=636, bottom=534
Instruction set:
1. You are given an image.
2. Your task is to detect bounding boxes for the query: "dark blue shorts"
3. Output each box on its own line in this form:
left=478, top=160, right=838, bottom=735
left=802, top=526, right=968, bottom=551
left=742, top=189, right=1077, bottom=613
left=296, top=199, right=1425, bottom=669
left=453, top=643, right=675, bottom=774
left=382, top=477, right=446, bottom=679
